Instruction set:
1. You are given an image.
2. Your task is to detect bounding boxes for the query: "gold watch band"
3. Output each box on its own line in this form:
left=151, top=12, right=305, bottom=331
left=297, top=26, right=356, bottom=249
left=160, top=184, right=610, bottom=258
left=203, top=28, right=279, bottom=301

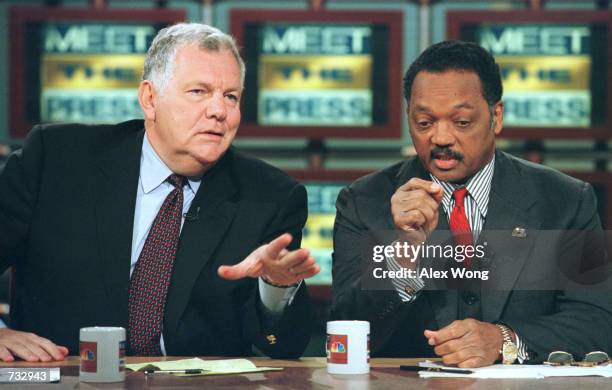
left=496, top=324, right=518, bottom=364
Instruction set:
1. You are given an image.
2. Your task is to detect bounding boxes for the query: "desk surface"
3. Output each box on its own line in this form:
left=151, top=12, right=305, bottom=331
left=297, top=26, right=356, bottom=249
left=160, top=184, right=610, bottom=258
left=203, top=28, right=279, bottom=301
left=0, top=357, right=610, bottom=389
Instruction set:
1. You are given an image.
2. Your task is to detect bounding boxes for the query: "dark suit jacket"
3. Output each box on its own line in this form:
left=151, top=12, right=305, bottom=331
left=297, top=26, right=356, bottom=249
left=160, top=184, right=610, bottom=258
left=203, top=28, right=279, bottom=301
left=0, top=120, right=313, bottom=358
left=331, top=150, right=612, bottom=362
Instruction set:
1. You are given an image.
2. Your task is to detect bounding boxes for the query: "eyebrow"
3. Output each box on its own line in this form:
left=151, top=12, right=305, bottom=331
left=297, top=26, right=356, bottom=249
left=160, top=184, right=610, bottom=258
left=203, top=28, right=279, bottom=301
left=412, top=102, right=475, bottom=113
left=186, top=81, right=241, bottom=93
left=453, top=102, right=475, bottom=110
left=413, top=105, right=432, bottom=113
left=186, top=81, right=212, bottom=88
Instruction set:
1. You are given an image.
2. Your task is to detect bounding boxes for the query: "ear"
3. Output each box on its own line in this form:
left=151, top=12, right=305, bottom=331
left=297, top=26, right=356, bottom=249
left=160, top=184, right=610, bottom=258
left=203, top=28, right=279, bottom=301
left=492, top=101, right=504, bottom=135
left=138, top=80, right=157, bottom=121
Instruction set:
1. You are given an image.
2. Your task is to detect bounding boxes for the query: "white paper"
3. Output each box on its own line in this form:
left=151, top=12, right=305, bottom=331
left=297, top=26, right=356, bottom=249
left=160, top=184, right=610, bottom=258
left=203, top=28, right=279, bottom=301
left=417, top=361, right=612, bottom=379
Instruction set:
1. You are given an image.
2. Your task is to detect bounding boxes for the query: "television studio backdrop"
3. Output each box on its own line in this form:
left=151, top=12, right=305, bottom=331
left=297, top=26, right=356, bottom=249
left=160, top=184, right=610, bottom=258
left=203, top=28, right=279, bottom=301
left=0, top=0, right=610, bottom=356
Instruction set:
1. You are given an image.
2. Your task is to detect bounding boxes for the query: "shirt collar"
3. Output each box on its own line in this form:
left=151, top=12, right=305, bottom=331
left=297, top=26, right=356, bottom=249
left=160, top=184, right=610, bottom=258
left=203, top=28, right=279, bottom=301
left=430, top=154, right=495, bottom=218
left=140, top=133, right=201, bottom=195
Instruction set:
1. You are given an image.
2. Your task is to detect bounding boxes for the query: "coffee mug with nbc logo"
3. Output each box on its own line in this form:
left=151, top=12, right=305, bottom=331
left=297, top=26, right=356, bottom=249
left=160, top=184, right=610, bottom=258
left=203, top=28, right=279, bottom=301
left=326, top=321, right=370, bottom=374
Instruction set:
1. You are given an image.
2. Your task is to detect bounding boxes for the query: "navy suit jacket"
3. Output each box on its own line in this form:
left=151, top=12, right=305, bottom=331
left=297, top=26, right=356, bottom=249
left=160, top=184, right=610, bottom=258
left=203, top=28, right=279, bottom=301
left=0, top=119, right=313, bottom=358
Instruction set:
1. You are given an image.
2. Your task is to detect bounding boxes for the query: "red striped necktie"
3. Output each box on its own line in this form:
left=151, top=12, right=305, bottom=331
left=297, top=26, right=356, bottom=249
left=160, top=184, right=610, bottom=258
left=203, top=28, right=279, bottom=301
left=449, top=187, right=473, bottom=269
left=128, top=174, right=186, bottom=355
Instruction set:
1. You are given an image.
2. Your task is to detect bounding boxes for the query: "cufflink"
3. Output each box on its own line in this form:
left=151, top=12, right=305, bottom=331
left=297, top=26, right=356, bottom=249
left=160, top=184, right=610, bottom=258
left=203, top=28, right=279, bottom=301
left=512, top=227, right=527, bottom=238
left=266, top=335, right=277, bottom=345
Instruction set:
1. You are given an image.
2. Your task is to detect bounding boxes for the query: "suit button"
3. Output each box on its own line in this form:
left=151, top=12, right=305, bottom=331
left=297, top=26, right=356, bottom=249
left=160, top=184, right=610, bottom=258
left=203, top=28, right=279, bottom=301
left=266, top=335, right=277, bottom=345
left=462, top=292, right=478, bottom=305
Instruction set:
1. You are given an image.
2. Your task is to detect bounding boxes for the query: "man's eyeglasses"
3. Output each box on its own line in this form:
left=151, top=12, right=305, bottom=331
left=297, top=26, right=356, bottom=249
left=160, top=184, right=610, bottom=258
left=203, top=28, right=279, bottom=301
left=544, top=351, right=610, bottom=367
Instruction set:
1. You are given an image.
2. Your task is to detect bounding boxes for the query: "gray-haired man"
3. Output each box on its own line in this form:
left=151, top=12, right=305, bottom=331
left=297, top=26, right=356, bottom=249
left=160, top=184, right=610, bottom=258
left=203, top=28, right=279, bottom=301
left=0, top=23, right=318, bottom=361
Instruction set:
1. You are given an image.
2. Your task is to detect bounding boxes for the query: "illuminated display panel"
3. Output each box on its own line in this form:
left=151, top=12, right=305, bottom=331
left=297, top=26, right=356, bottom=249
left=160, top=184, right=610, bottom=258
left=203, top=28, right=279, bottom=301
left=9, top=7, right=185, bottom=139
left=231, top=10, right=403, bottom=139
left=289, top=170, right=370, bottom=287
left=257, top=24, right=374, bottom=127
left=447, top=11, right=612, bottom=139
left=302, top=182, right=343, bottom=285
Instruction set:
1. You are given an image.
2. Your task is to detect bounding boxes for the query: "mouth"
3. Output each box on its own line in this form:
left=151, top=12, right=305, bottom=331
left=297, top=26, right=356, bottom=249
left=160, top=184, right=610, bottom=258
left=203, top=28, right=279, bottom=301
left=432, top=154, right=459, bottom=170
left=197, top=130, right=224, bottom=139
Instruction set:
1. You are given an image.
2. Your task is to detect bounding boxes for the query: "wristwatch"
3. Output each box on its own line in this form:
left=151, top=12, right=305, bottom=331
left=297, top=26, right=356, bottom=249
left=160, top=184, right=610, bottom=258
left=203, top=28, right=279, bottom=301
left=496, top=324, right=518, bottom=364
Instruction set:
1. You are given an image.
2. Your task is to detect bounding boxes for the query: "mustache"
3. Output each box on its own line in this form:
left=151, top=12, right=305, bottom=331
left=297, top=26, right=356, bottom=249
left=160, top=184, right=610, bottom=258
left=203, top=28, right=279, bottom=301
left=430, top=146, right=464, bottom=161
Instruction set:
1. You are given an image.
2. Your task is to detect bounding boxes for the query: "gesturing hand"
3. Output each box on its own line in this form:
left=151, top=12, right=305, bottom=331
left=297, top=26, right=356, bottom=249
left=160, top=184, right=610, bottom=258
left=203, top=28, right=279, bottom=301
left=391, top=178, right=444, bottom=244
left=217, top=233, right=320, bottom=286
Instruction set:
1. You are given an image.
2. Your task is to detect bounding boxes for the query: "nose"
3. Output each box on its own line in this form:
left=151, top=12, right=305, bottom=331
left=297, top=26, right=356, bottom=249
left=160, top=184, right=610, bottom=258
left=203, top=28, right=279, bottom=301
left=430, top=121, right=455, bottom=147
left=205, top=92, right=227, bottom=121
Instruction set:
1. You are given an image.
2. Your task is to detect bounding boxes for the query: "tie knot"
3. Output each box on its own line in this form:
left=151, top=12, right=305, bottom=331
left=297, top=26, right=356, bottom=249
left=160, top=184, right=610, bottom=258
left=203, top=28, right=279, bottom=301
left=453, top=187, right=469, bottom=205
left=167, top=174, right=186, bottom=189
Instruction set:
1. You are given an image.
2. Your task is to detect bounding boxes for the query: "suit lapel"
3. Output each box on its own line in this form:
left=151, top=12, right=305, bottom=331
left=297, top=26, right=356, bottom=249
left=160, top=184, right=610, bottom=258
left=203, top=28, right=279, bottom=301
left=480, top=151, right=539, bottom=323
left=164, top=152, right=238, bottom=337
left=93, top=123, right=144, bottom=327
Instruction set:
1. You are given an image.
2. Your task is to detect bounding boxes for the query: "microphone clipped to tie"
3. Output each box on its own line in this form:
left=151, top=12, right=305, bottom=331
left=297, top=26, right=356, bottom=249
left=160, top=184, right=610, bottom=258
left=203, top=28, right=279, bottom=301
left=183, top=206, right=200, bottom=221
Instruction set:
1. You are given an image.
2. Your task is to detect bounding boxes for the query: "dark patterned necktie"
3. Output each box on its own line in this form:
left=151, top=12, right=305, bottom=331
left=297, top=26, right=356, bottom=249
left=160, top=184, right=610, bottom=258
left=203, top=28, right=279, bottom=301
left=128, top=174, right=186, bottom=355
left=449, top=187, right=473, bottom=269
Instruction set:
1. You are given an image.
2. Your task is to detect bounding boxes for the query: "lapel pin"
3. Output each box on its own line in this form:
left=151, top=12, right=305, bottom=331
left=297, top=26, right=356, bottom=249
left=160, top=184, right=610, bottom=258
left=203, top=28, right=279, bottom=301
left=512, top=227, right=527, bottom=238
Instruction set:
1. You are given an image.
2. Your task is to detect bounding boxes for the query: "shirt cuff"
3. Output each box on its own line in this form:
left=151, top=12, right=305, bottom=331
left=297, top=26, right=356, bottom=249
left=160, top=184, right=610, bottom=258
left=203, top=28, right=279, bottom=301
left=160, top=333, right=166, bottom=356
left=385, top=253, right=424, bottom=302
left=514, top=332, right=530, bottom=363
left=258, top=278, right=300, bottom=314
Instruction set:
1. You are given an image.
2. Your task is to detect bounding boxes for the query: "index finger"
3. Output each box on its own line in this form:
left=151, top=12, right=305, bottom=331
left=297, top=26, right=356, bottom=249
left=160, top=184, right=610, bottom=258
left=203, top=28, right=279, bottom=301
left=35, top=337, right=68, bottom=361
left=425, top=321, right=470, bottom=345
left=398, top=178, right=443, bottom=199
left=264, top=233, right=293, bottom=260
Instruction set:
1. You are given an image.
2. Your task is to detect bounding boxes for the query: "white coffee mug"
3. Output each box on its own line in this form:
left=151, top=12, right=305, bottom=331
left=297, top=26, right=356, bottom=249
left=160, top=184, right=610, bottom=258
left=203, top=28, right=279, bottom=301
left=326, top=321, right=370, bottom=374
left=79, top=326, right=126, bottom=382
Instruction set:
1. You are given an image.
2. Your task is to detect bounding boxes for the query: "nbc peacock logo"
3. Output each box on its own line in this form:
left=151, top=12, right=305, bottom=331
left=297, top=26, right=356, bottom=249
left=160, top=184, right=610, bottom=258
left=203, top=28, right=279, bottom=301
left=327, top=334, right=348, bottom=364
left=330, top=341, right=346, bottom=353
left=79, top=341, right=98, bottom=373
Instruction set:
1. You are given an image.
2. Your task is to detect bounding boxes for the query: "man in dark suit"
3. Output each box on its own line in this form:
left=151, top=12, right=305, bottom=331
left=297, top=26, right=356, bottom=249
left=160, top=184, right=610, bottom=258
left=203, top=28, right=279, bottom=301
left=0, top=23, right=319, bottom=361
left=331, top=41, right=611, bottom=367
